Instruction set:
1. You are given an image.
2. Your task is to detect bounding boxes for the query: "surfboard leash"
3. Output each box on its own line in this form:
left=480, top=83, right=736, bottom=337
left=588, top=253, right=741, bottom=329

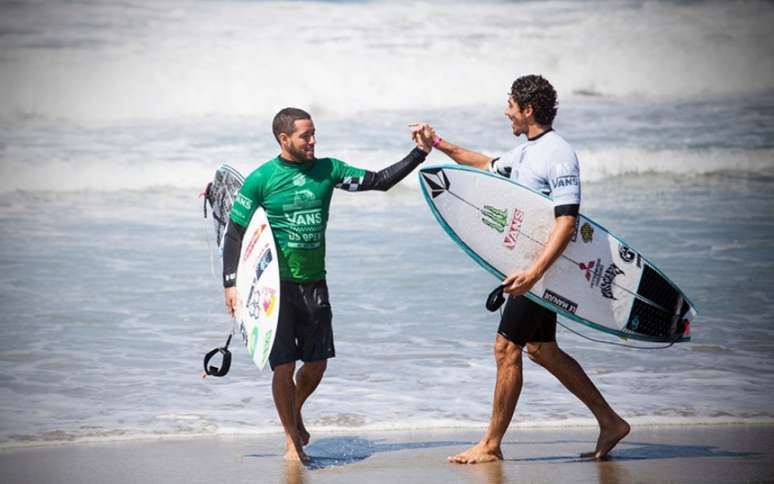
left=200, top=183, right=237, bottom=378
left=203, top=333, right=232, bottom=378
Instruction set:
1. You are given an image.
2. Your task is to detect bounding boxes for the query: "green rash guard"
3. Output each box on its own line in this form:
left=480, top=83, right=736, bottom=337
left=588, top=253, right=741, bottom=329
left=230, top=156, right=366, bottom=283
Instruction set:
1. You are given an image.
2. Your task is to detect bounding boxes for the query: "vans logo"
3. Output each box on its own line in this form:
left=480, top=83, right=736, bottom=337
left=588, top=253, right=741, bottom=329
left=552, top=175, right=579, bottom=188
left=285, top=208, right=322, bottom=226
left=503, top=208, right=525, bottom=250
left=235, top=193, right=253, bottom=210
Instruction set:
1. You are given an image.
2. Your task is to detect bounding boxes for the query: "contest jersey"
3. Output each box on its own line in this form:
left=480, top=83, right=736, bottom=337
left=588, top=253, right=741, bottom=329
left=230, top=156, right=367, bottom=283
left=490, top=130, right=581, bottom=209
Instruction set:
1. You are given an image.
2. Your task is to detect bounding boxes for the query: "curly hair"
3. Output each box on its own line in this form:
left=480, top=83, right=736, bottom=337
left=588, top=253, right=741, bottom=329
left=272, top=107, right=311, bottom=142
left=510, top=75, right=558, bottom=127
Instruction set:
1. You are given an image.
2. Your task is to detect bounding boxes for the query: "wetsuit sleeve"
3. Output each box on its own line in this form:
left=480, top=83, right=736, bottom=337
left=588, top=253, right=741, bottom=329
left=547, top=147, right=581, bottom=218
left=222, top=220, right=246, bottom=287
left=334, top=147, right=428, bottom=192
left=223, top=172, right=264, bottom=287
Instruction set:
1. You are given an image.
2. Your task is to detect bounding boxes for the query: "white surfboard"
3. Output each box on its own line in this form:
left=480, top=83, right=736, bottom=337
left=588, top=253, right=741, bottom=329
left=205, top=164, right=281, bottom=369
left=419, top=164, right=696, bottom=343
left=235, top=207, right=281, bottom=369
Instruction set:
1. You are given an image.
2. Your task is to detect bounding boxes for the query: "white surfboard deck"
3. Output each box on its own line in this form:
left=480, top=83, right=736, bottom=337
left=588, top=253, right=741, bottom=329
left=235, top=207, right=280, bottom=369
left=419, top=164, right=696, bottom=343
left=206, top=164, right=281, bottom=369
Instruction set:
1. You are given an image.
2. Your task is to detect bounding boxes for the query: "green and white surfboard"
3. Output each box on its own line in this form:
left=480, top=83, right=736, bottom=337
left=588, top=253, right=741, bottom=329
left=419, top=164, right=696, bottom=343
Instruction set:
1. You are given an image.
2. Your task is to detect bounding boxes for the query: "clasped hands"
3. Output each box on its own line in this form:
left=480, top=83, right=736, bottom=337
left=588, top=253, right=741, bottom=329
left=409, top=122, right=438, bottom=153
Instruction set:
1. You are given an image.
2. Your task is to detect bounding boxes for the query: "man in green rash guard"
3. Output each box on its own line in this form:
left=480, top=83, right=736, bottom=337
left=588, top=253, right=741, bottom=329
left=222, top=107, right=431, bottom=462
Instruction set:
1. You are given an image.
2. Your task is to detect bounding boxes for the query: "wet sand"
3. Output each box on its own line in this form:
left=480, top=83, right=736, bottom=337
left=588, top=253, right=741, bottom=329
left=1, top=424, right=772, bottom=483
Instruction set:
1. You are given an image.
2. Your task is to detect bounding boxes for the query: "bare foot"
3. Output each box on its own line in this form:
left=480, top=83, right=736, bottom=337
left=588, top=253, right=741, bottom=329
left=448, top=441, right=503, bottom=464
left=297, top=414, right=310, bottom=446
left=581, top=418, right=630, bottom=459
left=284, top=447, right=309, bottom=463
left=285, top=435, right=309, bottom=463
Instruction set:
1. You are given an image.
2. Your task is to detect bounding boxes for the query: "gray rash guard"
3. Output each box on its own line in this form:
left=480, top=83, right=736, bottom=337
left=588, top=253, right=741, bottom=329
left=490, top=129, right=581, bottom=217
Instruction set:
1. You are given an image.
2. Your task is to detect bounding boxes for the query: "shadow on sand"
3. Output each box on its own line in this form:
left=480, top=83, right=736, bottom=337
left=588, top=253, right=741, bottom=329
left=503, top=439, right=758, bottom=464
left=302, top=436, right=472, bottom=469
left=245, top=436, right=758, bottom=470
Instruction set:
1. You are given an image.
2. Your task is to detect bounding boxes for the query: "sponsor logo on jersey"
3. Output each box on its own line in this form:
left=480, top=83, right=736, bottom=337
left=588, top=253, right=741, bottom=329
left=293, top=189, right=316, bottom=205
left=503, top=208, right=525, bottom=250
left=542, top=289, right=578, bottom=314
left=580, top=222, right=594, bottom=243
left=285, top=208, right=323, bottom=226
left=243, top=224, right=266, bottom=261
left=552, top=175, right=579, bottom=188
left=481, top=205, right=508, bottom=233
left=600, top=263, right=624, bottom=300
left=292, top=173, right=306, bottom=187
left=235, top=193, right=253, bottom=210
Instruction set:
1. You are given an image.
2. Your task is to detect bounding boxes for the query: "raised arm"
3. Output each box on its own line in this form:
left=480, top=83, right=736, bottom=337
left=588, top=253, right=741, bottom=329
left=335, top=146, right=429, bottom=193
left=411, top=123, right=492, bottom=170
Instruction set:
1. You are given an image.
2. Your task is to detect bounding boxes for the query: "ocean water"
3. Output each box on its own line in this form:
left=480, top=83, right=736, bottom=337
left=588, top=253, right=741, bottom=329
left=1, top=0, right=774, bottom=447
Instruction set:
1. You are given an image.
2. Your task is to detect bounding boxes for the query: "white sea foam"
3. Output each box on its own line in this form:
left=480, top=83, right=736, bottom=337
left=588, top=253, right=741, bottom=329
left=3, top=414, right=773, bottom=450
left=577, top=147, right=774, bottom=182
left=1, top=1, right=773, bottom=124
left=1, top=144, right=770, bottom=192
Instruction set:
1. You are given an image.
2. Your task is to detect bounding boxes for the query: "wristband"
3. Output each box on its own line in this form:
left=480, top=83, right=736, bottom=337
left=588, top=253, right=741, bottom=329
left=432, top=136, right=443, bottom=148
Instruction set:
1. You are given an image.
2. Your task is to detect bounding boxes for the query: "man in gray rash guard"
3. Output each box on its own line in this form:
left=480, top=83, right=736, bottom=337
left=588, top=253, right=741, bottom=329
left=412, top=75, right=630, bottom=464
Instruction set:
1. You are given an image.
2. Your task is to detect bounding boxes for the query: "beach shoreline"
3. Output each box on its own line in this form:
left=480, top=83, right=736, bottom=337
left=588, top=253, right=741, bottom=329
left=2, top=423, right=772, bottom=483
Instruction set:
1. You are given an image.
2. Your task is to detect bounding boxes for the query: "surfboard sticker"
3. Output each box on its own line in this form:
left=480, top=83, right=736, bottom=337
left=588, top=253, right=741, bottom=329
left=206, top=164, right=281, bottom=370
left=419, top=164, right=696, bottom=343
left=235, top=207, right=280, bottom=369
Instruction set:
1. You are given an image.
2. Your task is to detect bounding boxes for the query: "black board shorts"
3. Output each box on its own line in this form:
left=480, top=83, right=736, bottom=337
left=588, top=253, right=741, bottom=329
left=268, top=280, right=335, bottom=370
left=497, top=295, right=557, bottom=347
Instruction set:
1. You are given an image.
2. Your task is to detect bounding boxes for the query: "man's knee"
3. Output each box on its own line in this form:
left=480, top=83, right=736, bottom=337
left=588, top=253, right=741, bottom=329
left=272, top=361, right=296, bottom=384
left=526, top=342, right=559, bottom=366
left=302, top=359, right=327, bottom=379
left=494, top=334, right=523, bottom=367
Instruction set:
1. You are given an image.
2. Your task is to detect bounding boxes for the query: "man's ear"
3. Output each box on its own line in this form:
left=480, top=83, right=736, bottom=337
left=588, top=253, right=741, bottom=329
left=523, top=104, right=534, bottom=119
left=278, top=132, right=289, bottom=148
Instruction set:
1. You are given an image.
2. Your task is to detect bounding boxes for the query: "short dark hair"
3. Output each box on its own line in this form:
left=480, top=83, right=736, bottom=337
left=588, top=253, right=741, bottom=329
left=272, top=107, right=311, bottom=142
left=510, top=75, right=558, bottom=127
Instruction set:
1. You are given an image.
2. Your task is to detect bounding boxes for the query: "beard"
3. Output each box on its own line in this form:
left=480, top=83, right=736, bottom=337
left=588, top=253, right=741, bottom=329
left=287, top=142, right=314, bottom=161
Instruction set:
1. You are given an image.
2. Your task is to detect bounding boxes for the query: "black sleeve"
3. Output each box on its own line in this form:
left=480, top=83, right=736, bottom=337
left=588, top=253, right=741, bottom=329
left=345, top=147, right=428, bottom=192
left=554, top=204, right=580, bottom=218
left=222, top=219, right=247, bottom=288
